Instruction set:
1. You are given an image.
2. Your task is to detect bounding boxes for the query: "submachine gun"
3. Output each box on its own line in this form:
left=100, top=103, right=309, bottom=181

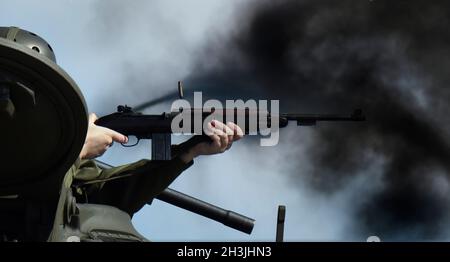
left=96, top=85, right=365, bottom=160
left=94, top=83, right=365, bottom=238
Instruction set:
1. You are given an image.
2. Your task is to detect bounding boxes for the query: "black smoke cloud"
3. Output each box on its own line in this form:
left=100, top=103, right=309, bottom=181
left=185, top=0, right=450, bottom=240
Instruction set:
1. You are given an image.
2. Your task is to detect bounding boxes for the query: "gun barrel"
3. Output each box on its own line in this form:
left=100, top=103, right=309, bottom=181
left=94, top=160, right=255, bottom=234
left=157, top=188, right=255, bottom=234
left=96, top=106, right=365, bottom=137
left=280, top=109, right=365, bottom=126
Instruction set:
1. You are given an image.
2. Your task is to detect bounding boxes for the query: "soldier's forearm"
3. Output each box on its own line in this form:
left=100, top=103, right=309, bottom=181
left=179, top=148, right=198, bottom=164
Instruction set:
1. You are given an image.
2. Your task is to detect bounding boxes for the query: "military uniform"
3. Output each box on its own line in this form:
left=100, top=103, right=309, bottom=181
left=43, top=144, right=195, bottom=242
left=1, top=26, right=197, bottom=241
left=66, top=150, right=193, bottom=216
left=1, top=26, right=89, bottom=241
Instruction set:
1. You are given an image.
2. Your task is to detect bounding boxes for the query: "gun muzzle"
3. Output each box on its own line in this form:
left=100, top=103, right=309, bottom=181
left=157, top=188, right=255, bottom=234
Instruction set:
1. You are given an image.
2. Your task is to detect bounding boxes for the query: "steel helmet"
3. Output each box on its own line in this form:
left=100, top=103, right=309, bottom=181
left=0, top=26, right=87, bottom=198
left=0, top=26, right=56, bottom=62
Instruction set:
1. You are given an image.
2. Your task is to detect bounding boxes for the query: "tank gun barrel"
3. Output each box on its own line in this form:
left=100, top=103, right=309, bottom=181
left=157, top=187, right=255, bottom=234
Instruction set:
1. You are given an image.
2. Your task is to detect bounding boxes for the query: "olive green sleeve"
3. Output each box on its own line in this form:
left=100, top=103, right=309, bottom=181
left=72, top=158, right=151, bottom=194
left=73, top=156, right=193, bottom=216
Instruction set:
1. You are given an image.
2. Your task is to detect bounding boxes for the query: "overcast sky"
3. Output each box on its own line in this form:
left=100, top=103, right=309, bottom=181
left=1, top=0, right=382, bottom=241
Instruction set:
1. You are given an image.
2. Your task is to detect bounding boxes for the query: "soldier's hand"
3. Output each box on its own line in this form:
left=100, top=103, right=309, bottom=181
left=79, top=113, right=128, bottom=159
left=179, top=120, right=243, bottom=163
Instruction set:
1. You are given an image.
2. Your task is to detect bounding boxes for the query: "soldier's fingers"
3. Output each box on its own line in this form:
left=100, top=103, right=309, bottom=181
left=205, top=122, right=215, bottom=136
left=212, top=120, right=234, bottom=136
left=235, top=125, right=244, bottom=140
left=213, top=120, right=233, bottom=149
left=227, top=122, right=243, bottom=140
left=213, top=128, right=229, bottom=151
left=88, top=113, right=98, bottom=124
left=103, top=128, right=128, bottom=144
left=104, top=135, right=113, bottom=146
left=226, top=122, right=237, bottom=142
left=206, top=122, right=221, bottom=147
left=211, top=134, right=221, bottom=148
